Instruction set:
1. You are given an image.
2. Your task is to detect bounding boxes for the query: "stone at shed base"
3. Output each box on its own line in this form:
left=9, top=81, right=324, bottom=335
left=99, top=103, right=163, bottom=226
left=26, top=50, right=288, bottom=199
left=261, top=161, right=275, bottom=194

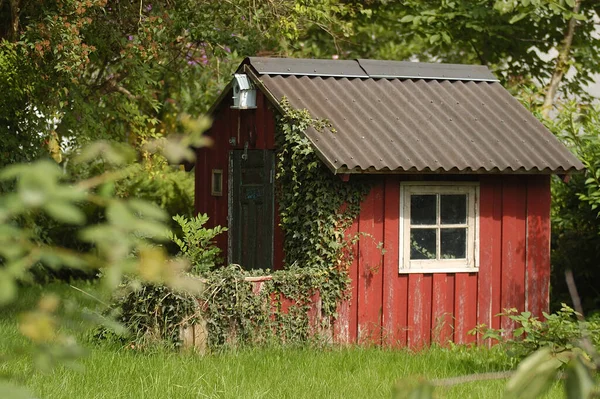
left=180, top=318, right=208, bottom=353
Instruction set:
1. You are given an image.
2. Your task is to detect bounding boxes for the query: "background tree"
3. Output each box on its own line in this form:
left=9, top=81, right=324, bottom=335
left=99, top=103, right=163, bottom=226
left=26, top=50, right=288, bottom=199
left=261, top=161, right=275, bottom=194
left=0, top=0, right=363, bottom=167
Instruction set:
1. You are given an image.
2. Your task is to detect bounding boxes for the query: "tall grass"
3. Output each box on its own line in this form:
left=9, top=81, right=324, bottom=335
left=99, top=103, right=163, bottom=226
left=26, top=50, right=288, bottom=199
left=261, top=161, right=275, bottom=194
left=0, top=284, right=563, bottom=398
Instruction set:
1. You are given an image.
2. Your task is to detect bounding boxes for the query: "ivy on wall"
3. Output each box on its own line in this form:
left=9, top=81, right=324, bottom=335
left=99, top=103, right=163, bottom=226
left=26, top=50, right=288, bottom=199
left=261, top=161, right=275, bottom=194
left=202, top=100, right=372, bottom=347
left=202, top=265, right=330, bottom=348
left=275, top=98, right=371, bottom=318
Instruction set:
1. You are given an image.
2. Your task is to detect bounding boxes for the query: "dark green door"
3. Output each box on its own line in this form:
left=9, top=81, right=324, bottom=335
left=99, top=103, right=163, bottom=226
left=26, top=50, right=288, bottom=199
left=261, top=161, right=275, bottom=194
left=230, top=150, right=274, bottom=269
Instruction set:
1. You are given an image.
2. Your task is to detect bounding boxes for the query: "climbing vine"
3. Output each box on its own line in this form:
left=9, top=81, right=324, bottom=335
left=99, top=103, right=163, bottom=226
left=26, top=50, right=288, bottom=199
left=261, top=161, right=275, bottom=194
left=102, top=99, right=372, bottom=350
left=275, top=98, right=371, bottom=318
left=201, top=265, right=331, bottom=348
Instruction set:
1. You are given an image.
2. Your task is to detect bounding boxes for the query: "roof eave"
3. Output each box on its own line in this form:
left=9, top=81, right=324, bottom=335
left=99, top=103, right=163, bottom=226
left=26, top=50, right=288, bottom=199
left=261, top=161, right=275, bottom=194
left=334, top=166, right=585, bottom=175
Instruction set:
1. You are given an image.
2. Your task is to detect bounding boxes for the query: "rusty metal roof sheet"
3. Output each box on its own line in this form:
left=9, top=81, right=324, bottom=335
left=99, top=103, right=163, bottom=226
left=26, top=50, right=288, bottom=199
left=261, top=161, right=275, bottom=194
left=240, top=58, right=583, bottom=174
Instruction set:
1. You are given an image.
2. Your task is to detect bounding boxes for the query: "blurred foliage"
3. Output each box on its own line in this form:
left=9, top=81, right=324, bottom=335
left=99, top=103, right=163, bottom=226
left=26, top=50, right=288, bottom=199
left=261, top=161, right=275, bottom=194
left=0, top=115, right=210, bottom=393
left=0, top=0, right=365, bottom=167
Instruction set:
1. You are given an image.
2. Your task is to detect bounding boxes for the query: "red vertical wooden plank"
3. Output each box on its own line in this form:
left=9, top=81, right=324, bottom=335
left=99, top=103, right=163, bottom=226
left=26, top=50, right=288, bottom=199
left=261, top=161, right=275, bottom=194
left=356, top=183, right=385, bottom=344
left=421, top=274, right=433, bottom=346
left=501, top=176, right=527, bottom=335
left=454, top=273, right=469, bottom=344
left=526, top=175, right=551, bottom=318
left=194, top=149, right=208, bottom=215
left=491, top=178, right=503, bottom=330
left=346, top=219, right=360, bottom=343
left=465, top=273, right=478, bottom=344
left=333, top=211, right=360, bottom=344
left=477, top=177, right=502, bottom=341
left=407, top=273, right=430, bottom=348
left=265, top=102, right=277, bottom=150
left=431, top=273, right=453, bottom=345
left=217, top=111, right=228, bottom=229
left=445, top=274, right=455, bottom=343
left=255, top=92, right=265, bottom=149
left=454, top=272, right=477, bottom=344
left=382, top=176, right=401, bottom=346
left=396, top=274, right=409, bottom=347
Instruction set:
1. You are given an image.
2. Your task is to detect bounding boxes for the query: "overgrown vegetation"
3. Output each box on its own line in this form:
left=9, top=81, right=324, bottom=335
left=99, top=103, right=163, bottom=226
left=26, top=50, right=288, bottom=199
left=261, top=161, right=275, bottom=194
left=0, top=116, right=211, bottom=397
left=106, top=283, right=201, bottom=348
left=107, top=100, right=371, bottom=350
left=474, top=305, right=600, bottom=360
left=275, top=97, right=371, bottom=312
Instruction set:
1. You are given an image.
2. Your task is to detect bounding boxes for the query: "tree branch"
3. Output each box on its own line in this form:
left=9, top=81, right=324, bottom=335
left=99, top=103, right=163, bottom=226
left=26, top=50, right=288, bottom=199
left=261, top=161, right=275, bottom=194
left=541, top=0, right=582, bottom=119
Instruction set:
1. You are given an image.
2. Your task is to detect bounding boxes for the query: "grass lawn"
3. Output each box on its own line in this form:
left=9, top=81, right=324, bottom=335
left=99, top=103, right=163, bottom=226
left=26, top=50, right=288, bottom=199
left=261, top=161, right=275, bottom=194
left=0, top=283, right=564, bottom=399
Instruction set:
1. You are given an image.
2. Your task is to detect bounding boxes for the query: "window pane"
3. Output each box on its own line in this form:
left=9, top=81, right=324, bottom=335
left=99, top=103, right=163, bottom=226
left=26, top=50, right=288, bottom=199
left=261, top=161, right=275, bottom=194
left=411, top=195, right=436, bottom=225
left=440, top=194, right=467, bottom=224
left=440, top=228, right=466, bottom=259
left=410, top=229, right=436, bottom=260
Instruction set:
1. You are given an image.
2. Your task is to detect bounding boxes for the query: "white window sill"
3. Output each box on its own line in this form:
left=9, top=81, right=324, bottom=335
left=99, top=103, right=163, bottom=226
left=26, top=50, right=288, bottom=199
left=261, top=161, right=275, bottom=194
left=398, top=267, right=479, bottom=274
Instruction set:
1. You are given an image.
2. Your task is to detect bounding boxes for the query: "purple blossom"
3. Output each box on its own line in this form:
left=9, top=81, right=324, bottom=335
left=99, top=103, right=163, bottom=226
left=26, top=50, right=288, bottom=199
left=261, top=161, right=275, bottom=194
left=224, top=46, right=231, bottom=53
left=145, top=4, right=152, bottom=11
left=128, top=35, right=134, bottom=41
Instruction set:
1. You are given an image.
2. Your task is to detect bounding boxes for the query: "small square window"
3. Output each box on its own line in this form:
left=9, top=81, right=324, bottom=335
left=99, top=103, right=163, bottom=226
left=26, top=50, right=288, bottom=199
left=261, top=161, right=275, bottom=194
left=211, top=169, right=223, bottom=196
left=400, top=183, right=479, bottom=273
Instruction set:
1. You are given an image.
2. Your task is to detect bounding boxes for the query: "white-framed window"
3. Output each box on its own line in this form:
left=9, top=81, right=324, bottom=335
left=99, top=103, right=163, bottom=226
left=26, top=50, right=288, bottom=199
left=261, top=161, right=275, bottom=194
left=399, top=182, right=479, bottom=273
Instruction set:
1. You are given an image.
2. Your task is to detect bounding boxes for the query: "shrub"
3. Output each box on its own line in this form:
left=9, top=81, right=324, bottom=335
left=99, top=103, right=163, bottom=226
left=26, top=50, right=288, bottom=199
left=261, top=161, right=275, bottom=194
left=474, top=304, right=600, bottom=360
left=105, top=283, right=202, bottom=348
left=167, top=214, right=226, bottom=275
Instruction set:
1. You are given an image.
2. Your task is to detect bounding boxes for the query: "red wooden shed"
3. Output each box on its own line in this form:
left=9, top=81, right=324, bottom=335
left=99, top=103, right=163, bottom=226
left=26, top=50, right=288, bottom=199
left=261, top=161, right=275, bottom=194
left=195, top=57, right=584, bottom=347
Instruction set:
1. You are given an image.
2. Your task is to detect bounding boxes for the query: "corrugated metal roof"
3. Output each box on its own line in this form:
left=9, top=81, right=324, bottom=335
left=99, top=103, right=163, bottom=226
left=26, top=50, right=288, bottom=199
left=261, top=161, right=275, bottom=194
left=248, top=57, right=368, bottom=78
left=357, top=59, right=498, bottom=81
left=239, top=58, right=584, bottom=174
left=247, top=57, right=498, bottom=82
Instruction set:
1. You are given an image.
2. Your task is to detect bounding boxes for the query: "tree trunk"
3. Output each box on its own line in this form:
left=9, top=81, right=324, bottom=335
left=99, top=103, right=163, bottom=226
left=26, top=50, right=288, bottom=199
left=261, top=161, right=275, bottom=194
left=541, top=0, right=582, bottom=119
left=9, top=0, right=20, bottom=41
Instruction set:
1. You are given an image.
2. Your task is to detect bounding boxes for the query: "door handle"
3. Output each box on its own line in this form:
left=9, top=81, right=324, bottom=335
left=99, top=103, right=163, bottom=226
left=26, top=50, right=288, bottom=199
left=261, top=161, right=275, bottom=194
left=242, top=141, right=249, bottom=161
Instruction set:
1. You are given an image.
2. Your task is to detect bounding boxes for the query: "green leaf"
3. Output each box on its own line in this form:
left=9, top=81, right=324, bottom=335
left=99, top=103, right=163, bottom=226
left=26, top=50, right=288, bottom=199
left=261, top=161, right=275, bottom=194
left=504, top=347, right=562, bottom=398
left=400, top=15, right=414, bottom=23
left=441, top=32, right=451, bottom=44
left=75, top=141, right=136, bottom=165
left=565, top=355, right=594, bottom=399
left=509, top=13, right=529, bottom=24
left=0, top=271, right=17, bottom=305
left=128, top=199, right=168, bottom=221
left=106, top=201, right=136, bottom=226
left=43, top=202, right=86, bottom=225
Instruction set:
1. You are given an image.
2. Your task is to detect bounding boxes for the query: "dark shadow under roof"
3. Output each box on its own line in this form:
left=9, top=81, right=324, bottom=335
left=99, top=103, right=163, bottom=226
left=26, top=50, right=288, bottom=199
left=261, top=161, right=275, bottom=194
left=237, top=57, right=584, bottom=174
